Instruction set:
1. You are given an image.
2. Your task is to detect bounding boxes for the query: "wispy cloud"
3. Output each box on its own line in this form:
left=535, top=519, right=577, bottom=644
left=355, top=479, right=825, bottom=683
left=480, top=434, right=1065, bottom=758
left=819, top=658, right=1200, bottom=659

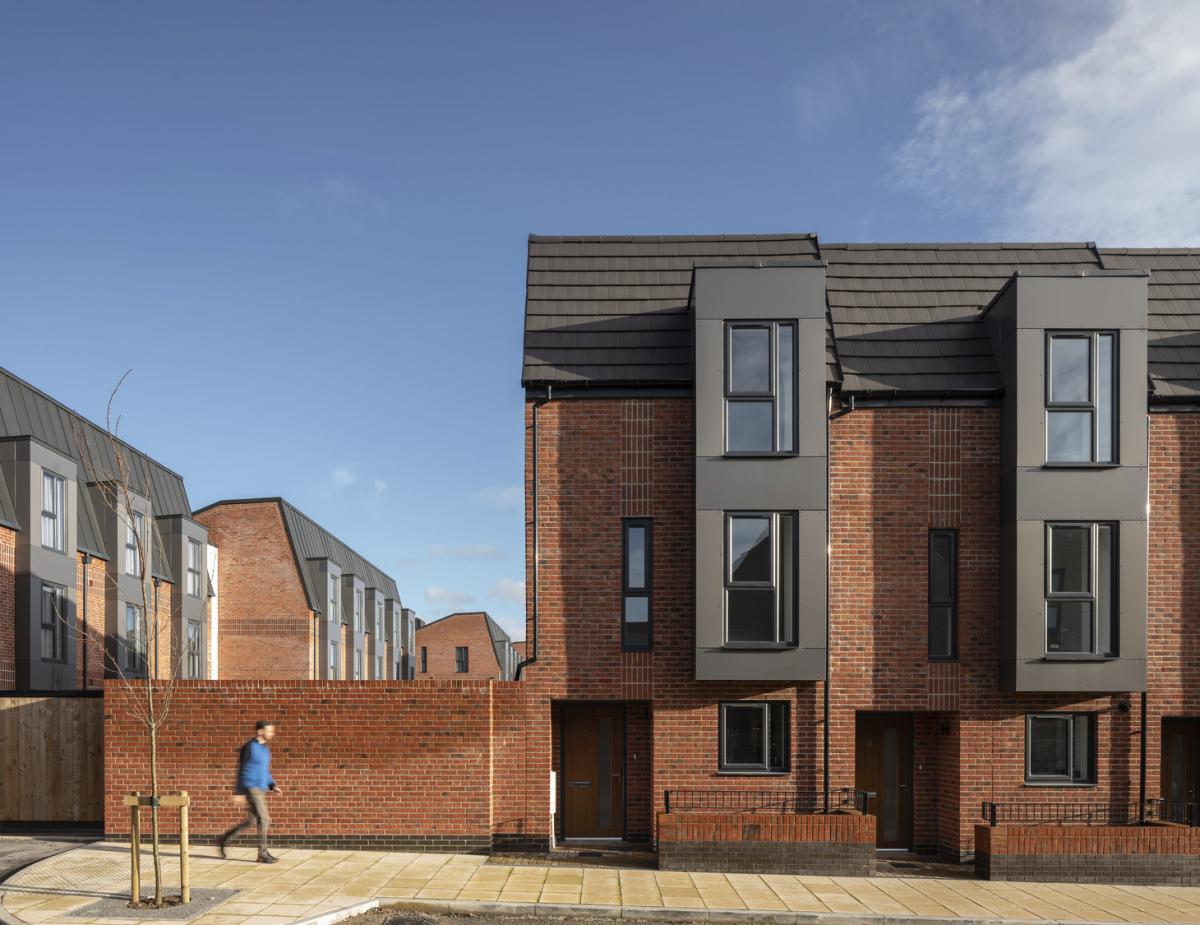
left=373, top=478, right=388, bottom=494
left=488, top=578, right=525, bottom=605
left=894, top=0, right=1200, bottom=244
left=331, top=466, right=358, bottom=488
left=471, top=484, right=521, bottom=508
left=426, top=587, right=474, bottom=607
left=277, top=177, right=387, bottom=234
left=429, top=543, right=505, bottom=560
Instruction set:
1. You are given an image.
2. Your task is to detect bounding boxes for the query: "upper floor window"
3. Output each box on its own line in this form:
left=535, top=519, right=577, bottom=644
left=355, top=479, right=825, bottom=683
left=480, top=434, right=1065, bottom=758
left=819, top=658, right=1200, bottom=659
left=1046, top=522, right=1116, bottom=657
left=1026, top=713, right=1095, bottom=784
left=124, top=511, right=144, bottom=576
left=375, top=599, right=383, bottom=637
left=928, top=529, right=958, bottom=660
left=328, top=575, right=339, bottom=623
left=186, top=620, right=202, bottom=678
left=421, top=646, right=428, bottom=673
left=455, top=645, right=469, bottom=673
left=41, top=472, right=65, bottom=551
left=725, top=321, right=796, bottom=455
left=40, top=582, right=66, bottom=663
left=376, top=654, right=384, bottom=678
left=329, top=641, right=339, bottom=680
left=353, top=648, right=361, bottom=680
left=354, top=588, right=363, bottom=632
left=622, top=518, right=652, bottom=651
left=725, top=512, right=796, bottom=646
left=1046, top=332, right=1115, bottom=464
left=187, top=539, right=203, bottom=598
left=719, top=701, right=789, bottom=773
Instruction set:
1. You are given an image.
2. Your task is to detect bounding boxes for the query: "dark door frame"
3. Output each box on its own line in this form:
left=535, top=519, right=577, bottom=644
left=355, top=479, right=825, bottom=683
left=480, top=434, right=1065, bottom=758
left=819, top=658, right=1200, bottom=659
left=558, top=700, right=629, bottom=840
left=855, top=710, right=915, bottom=850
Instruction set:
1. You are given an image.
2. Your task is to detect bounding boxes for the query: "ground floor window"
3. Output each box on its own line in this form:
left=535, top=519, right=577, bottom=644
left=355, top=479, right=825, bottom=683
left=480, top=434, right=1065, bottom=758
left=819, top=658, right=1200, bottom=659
left=40, top=582, right=66, bottom=662
left=719, top=701, right=789, bottom=773
left=186, top=620, right=202, bottom=678
left=1026, top=713, right=1095, bottom=784
left=329, top=641, right=339, bottom=679
left=124, top=603, right=145, bottom=674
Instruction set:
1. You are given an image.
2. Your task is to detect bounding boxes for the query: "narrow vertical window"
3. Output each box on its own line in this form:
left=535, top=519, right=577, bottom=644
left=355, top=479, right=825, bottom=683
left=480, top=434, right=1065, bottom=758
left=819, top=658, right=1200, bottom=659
left=725, top=322, right=797, bottom=454
left=124, top=603, right=144, bottom=673
left=186, top=620, right=202, bottom=678
left=40, top=582, right=66, bottom=662
left=928, top=530, right=958, bottom=659
left=1046, top=522, right=1117, bottom=657
left=329, top=641, right=339, bottom=679
left=354, top=589, right=363, bottom=632
left=1046, top=332, right=1117, bottom=463
left=376, top=599, right=383, bottom=637
left=187, top=539, right=203, bottom=598
left=353, top=648, right=361, bottom=680
left=377, top=654, right=383, bottom=678
left=124, top=511, right=144, bottom=576
left=421, top=646, right=428, bottom=673
left=41, top=472, right=66, bottom=551
left=622, top=518, right=652, bottom=650
left=725, top=512, right=797, bottom=645
left=455, top=646, right=469, bottom=673
left=328, top=574, right=339, bottom=622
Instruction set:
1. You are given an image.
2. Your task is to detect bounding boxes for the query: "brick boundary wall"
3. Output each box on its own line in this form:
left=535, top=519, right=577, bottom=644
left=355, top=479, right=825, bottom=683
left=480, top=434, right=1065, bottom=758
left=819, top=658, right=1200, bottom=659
left=976, top=824, right=1200, bottom=885
left=103, top=679, right=539, bottom=852
left=657, top=812, right=876, bottom=876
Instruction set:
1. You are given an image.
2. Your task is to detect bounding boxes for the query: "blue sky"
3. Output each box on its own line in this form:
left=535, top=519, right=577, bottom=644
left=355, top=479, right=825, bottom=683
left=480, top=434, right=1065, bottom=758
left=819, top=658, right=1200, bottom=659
left=3, top=0, right=1196, bottom=640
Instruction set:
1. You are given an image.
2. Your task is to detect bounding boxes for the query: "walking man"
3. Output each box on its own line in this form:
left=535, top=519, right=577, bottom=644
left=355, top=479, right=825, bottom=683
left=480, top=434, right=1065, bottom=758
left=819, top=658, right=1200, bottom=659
left=218, top=720, right=283, bottom=863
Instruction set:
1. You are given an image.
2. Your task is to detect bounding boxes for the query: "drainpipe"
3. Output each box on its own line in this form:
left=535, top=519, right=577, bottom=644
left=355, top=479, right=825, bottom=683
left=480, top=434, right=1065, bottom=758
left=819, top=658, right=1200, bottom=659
left=515, top=385, right=552, bottom=681
left=152, top=576, right=160, bottom=677
left=1139, top=690, right=1147, bottom=823
left=81, top=552, right=92, bottom=688
left=825, top=392, right=856, bottom=812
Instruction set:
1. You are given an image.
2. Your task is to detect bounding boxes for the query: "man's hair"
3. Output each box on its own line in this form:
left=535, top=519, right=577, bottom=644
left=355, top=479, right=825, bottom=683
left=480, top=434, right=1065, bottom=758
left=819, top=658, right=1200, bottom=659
left=256, top=720, right=273, bottom=731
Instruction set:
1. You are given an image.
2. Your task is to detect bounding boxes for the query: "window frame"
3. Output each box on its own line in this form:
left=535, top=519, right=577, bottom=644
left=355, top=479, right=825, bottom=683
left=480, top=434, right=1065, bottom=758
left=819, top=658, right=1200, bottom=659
left=41, top=471, right=66, bottom=552
left=124, top=510, right=144, bottom=577
left=185, top=619, right=202, bottom=678
left=621, top=517, right=653, bottom=651
left=455, top=645, right=469, bottom=673
left=718, top=701, right=790, bottom=774
left=329, top=641, right=339, bottom=680
left=1025, top=713, right=1096, bottom=785
left=124, top=602, right=144, bottom=674
left=353, top=648, right=361, bottom=680
left=928, top=529, right=958, bottom=661
left=1044, top=330, right=1118, bottom=466
left=723, top=510, right=797, bottom=648
left=420, top=646, right=428, bottom=673
left=723, top=321, right=798, bottom=456
left=354, top=588, right=363, bottom=633
left=40, top=582, right=66, bottom=663
left=328, top=574, right=340, bottom=623
left=1044, top=521, right=1118, bottom=658
left=186, top=539, right=203, bottom=598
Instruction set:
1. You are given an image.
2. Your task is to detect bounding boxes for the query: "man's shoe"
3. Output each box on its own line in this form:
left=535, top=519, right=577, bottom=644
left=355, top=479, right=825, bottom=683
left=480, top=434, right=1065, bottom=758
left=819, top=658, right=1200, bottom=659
left=257, top=853, right=278, bottom=864
left=217, top=837, right=228, bottom=860
left=264, top=851, right=280, bottom=861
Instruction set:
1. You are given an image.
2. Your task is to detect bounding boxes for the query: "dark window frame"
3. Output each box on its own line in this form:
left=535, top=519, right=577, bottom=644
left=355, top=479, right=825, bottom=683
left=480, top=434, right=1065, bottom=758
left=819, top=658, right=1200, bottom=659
left=723, top=320, right=798, bottom=457
left=455, top=645, right=469, bottom=673
left=1025, top=712, right=1096, bottom=784
left=723, top=510, right=798, bottom=648
left=124, top=602, right=144, bottom=675
left=186, top=538, right=203, bottom=599
left=1044, top=330, right=1119, bottom=466
left=928, top=529, right=958, bottom=660
left=718, top=700, right=790, bottom=774
left=41, top=470, right=66, bottom=552
left=124, top=510, right=144, bottom=577
left=1044, top=521, right=1118, bottom=657
left=621, top=517, right=653, bottom=651
left=185, top=619, right=202, bottom=679
left=40, top=581, right=66, bottom=663
left=329, top=640, right=339, bottom=680
left=420, top=646, right=428, bottom=673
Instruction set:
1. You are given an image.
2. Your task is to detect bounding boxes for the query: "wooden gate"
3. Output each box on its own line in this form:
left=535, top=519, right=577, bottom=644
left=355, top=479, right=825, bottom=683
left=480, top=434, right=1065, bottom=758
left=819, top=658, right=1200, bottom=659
left=0, top=694, right=103, bottom=822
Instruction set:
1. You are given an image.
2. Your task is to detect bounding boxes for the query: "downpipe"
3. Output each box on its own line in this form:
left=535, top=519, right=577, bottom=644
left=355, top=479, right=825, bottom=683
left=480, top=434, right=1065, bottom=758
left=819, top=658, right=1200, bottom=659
left=515, top=385, right=552, bottom=681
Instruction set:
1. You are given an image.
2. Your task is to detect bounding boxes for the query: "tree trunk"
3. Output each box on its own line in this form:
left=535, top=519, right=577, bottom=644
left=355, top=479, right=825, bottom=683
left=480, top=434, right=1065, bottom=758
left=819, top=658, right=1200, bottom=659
left=147, top=676, right=163, bottom=905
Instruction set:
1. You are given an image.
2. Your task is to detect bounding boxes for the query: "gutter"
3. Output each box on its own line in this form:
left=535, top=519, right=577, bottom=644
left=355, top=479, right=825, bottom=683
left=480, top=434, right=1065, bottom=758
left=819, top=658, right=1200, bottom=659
left=515, top=385, right=552, bottom=680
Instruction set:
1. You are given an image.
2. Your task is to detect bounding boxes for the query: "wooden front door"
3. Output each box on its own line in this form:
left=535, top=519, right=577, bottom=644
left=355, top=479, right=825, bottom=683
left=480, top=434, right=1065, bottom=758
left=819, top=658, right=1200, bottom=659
left=1162, top=718, right=1200, bottom=821
left=855, top=712, right=913, bottom=849
left=562, top=703, right=626, bottom=838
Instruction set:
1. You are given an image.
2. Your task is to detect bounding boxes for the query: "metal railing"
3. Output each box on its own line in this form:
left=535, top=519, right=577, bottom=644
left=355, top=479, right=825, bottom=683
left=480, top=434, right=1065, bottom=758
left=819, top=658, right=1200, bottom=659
left=664, top=787, right=871, bottom=815
left=980, top=799, right=1200, bottom=827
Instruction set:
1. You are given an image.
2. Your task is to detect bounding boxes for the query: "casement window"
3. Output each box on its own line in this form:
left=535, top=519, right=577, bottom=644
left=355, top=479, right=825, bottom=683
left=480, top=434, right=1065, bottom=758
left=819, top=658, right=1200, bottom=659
left=124, top=603, right=144, bottom=673
left=40, top=582, right=66, bottom=662
left=1045, top=523, right=1116, bottom=656
left=186, top=620, right=202, bottom=678
left=1046, top=332, right=1116, bottom=464
left=41, top=472, right=65, bottom=551
left=329, top=641, right=339, bottom=680
left=719, top=701, right=789, bottom=773
left=724, top=512, right=796, bottom=645
left=928, top=530, right=958, bottom=660
left=420, top=646, right=428, bottom=673
left=622, top=518, right=652, bottom=651
left=455, top=646, right=469, bottom=673
left=724, top=321, right=796, bottom=454
left=124, top=511, right=144, bottom=576
left=1026, top=713, right=1095, bottom=784
left=354, top=589, right=363, bottom=633
left=328, top=575, right=339, bottom=623
left=353, top=648, right=361, bottom=680
left=186, top=539, right=203, bottom=598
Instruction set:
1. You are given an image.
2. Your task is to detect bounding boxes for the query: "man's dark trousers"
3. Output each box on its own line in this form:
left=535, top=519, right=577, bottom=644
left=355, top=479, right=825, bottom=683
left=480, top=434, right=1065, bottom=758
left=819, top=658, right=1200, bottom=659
left=222, top=788, right=270, bottom=856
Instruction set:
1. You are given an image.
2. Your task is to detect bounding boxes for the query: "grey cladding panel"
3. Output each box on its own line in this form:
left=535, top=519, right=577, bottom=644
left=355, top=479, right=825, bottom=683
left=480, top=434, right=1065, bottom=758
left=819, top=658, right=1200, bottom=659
left=0, top=470, right=17, bottom=529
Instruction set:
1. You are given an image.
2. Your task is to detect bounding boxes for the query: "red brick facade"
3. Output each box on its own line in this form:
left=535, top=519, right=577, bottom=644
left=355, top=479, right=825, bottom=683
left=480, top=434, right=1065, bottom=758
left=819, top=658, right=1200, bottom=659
left=415, top=612, right=504, bottom=679
left=0, top=526, right=14, bottom=689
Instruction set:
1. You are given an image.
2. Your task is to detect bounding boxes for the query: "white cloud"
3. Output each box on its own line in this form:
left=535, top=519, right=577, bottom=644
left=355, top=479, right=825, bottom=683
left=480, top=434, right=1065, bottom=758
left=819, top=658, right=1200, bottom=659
left=895, top=0, right=1200, bottom=244
left=331, top=466, right=358, bottom=488
left=425, top=587, right=475, bottom=607
left=373, top=478, right=388, bottom=494
left=488, top=578, right=525, bottom=605
left=430, top=543, right=505, bottom=559
left=471, top=484, right=522, bottom=508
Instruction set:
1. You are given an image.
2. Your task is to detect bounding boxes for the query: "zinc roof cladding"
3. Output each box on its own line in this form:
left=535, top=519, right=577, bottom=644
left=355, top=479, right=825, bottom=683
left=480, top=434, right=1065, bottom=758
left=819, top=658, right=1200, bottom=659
left=523, top=234, right=842, bottom=386
left=1099, top=248, right=1200, bottom=398
left=0, top=469, right=17, bottom=529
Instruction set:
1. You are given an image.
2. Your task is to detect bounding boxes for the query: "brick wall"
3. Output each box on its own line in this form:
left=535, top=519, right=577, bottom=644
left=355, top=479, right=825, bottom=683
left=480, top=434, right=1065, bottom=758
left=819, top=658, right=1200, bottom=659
left=194, top=502, right=314, bottom=680
left=76, top=554, right=106, bottom=689
left=0, top=526, right=14, bottom=689
left=415, top=612, right=503, bottom=679
left=104, top=679, right=532, bottom=850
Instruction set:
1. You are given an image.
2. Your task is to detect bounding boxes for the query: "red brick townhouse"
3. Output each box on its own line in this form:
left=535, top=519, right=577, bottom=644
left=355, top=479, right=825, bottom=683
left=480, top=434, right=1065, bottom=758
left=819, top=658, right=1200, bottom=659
left=415, top=610, right=517, bottom=680
left=194, top=498, right=413, bottom=681
left=0, top=367, right=212, bottom=690
left=517, top=234, right=1200, bottom=858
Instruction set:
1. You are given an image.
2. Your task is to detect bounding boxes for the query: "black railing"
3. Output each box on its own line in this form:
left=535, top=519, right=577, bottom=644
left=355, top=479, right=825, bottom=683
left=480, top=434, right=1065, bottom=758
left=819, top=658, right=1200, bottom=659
left=980, top=799, right=1200, bottom=827
left=664, top=787, right=871, bottom=815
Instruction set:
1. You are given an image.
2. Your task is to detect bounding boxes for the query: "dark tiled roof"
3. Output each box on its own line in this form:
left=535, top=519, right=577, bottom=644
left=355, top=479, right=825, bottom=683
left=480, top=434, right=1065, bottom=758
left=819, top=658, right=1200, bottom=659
left=1099, top=249, right=1200, bottom=398
left=523, top=234, right=841, bottom=386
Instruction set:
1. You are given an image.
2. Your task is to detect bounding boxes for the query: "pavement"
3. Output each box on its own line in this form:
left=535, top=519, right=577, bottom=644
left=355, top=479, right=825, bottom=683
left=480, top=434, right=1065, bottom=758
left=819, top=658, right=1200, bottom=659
left=0, top=833, right=100, bottom=883
left=4, top=843, right=1200, bottom=925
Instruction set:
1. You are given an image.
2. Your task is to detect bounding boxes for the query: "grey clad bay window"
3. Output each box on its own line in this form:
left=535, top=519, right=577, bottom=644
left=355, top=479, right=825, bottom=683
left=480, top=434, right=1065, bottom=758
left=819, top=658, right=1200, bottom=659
left=41, top=472, right=65, bottom=551
left=622, top=518, right=652, bottom=650
left=1046, top=523, right=1116, bottom=657
left=928, top=530, right=957, bottom=660
left=725, top=321, right=796, bottom=454
left=725, top=512, right=796, bottom=646
left=125, top=511, right=144, bottom=576
left=40, top=582, right=66, bottom=662
left=1046, top=332, right=1116, bottom=464
left=719, top=701, right=789, bottom=773
left=1026, top=713, right=1095, bottom=784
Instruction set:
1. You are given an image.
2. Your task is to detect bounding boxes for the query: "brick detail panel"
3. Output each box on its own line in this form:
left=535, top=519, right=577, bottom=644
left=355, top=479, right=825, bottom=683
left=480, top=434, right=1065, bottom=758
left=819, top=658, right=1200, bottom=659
left=928, top=407, right=961, bottom=528
left=621, top=399, right=653, bottom=519
left=0, top=527, right=14, bottom=689
left=927, top=660, right=959, bottom=711
left=621, top=651, right=652, bottom=700
left=77, top=554, right=106, bottom=689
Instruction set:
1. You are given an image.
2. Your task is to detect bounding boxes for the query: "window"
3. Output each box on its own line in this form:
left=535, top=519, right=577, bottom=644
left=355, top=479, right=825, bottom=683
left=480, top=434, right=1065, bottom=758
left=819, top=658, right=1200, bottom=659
left=1046, top=523, right=1116, bottom=656
left=375, top=599, right=383, bottom=637
left=186, top=539, right=203, bottom=598
left=124, top=603, right=144, bottom=673
left=420, top=646, right=428, bottom=673
left=354, top=589, right=363, bottom=633
left=328, top=574, right=339, bottom=623
left=124, top=511, right=144, bottom=576
left=186, top=620, right=202, bottom=678
left=724, top=512, right=796, bottom=645
left=353, top=648, right=361, bottom=680
left=622, top=518, right=652, bottom=650
left=376, top=654, right=384, bottom=678
left=329, top=641, right=339, bottom=680
left=724, top=321, right=796, bottom=454
left=719, top=701, right=789, bottom=773
left=1046, top=332, right=1116, bottom=463
left=1026, top=713, right=1095, bottom=784
left=41, top=472, right=65, bottom=551
left=455, top=646, right=469, bottom=673
left=40, top=582, right=66, bottom=662
left=928, top=530, right=958, bottom=659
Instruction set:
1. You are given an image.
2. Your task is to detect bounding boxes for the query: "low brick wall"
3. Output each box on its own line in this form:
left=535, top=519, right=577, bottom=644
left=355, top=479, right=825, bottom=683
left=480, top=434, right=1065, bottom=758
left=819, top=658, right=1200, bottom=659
left=976, top=823, right=1200, bottom=885
left=657, top=812, right=875, bottom=875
